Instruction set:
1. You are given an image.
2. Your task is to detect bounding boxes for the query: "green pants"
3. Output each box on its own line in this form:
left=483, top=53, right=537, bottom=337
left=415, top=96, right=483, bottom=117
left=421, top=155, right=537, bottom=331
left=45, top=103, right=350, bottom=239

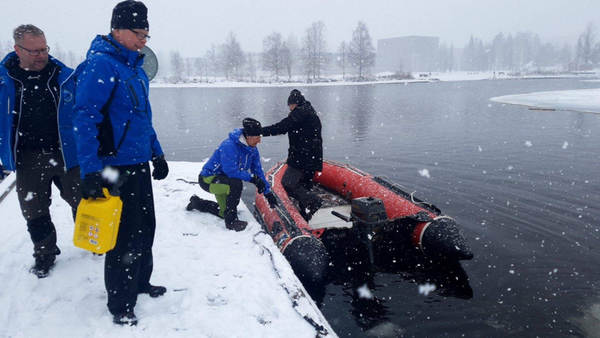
left=199, top=175, right=243, bottom=221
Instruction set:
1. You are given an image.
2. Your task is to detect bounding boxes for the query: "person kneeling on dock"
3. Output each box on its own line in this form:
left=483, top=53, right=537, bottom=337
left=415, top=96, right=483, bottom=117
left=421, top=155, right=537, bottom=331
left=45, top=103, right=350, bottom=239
left=187, top=118, right=278, bottom=231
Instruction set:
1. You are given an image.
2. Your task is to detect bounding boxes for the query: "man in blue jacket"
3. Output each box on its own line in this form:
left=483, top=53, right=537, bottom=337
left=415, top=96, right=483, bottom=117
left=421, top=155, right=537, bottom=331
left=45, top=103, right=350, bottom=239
left=0, top=24, right=81, bottom=278
left=187, top=118, right=278, bottom=231
left=72, top=0, right=168, bottom=326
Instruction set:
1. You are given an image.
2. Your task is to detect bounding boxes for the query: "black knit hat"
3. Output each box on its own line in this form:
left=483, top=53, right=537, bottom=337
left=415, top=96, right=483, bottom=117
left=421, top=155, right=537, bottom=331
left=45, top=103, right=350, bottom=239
left=287, top=89, right=306, bottom=106
left=111, top=1, right=149, bottom=31
left=242, top=118, right=262, bottom=137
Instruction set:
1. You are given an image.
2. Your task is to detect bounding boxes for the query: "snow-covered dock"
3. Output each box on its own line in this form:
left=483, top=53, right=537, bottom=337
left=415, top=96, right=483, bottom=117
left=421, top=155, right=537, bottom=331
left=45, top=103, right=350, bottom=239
left=0, top=161, right=334, bottom=338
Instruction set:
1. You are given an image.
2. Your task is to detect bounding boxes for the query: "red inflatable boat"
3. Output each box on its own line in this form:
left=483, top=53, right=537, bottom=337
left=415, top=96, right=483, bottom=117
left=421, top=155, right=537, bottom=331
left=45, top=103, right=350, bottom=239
left=254, top=160, right=473, bottom=286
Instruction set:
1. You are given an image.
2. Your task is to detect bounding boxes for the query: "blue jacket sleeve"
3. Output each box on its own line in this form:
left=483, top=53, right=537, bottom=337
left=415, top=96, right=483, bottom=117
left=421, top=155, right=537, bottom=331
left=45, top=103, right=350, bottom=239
left=251, top=150, right=271, bottom=195
left=72, top=56, right=116, bottom=177
left=147, top=104, right=164, bottom=158
left=219, top=142, right=253, bottom=182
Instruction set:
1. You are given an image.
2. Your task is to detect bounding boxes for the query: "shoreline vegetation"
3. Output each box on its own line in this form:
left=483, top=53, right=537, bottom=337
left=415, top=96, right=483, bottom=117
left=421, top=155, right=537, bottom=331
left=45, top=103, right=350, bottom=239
left=150, top=70, right=600, bottom=88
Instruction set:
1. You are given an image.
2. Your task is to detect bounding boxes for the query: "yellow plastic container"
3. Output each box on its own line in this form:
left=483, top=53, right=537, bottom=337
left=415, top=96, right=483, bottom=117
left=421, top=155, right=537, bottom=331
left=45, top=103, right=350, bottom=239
left=73, top=188, right=123, bottom=254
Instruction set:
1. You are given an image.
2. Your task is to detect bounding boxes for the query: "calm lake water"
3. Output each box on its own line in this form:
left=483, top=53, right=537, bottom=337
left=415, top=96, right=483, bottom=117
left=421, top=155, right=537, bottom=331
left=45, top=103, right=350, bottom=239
left=151, top=78, right=600, bottom=337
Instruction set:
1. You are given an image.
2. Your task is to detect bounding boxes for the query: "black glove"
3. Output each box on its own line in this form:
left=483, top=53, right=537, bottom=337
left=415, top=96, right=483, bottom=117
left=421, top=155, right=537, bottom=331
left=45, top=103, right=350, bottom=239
left=250, top=174, right=265, bottom=194
left=81, top=172, right=106, bottom=199
left=265, top=192, right=278, bottom=209
left=152, top=155, right=169, bottom=180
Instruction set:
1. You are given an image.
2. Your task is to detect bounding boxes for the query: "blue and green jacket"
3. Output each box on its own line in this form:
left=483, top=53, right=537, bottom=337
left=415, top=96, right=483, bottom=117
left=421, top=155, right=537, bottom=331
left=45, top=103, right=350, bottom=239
left=201, top=128, right=271, bottom=195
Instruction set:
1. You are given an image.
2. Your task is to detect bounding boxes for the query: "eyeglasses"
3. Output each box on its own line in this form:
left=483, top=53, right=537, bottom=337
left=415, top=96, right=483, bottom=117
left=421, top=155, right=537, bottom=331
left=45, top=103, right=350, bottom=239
left=17, top=45, right=50, bottom=56
left=128, top=29, right=151, bottom=41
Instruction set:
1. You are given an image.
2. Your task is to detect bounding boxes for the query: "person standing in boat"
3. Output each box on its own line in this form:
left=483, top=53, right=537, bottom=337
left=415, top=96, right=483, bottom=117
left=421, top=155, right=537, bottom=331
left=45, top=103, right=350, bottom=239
left=0, top=24, right=81, bottom=279
left=261, top=89, right=323, bottom=221
left=187, top=118, right=278, bottom=231
left=72, top=0, right=168, bottom=326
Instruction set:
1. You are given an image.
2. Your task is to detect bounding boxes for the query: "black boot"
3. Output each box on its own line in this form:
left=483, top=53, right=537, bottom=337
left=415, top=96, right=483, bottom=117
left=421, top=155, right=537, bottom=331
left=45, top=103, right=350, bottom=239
left=30, top=255, right=56, bottom=278
left=305, top=197, right=324, bottom=221
left=186, top=195, right=205, bottom=211
left=139, top=285, right=167, bottom=298
left=226, top=219, right=248, bottom=232
left=113, top=312, right=138, bottom=326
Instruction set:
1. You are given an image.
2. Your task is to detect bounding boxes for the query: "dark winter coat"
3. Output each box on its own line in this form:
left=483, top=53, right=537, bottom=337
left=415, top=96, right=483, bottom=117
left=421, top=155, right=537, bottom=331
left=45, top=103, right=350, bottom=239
left=0, top=52, right=78, bottom=171
left=262, top=101, right=323, bottom=172
left=200, top=128, right=271, bottom=195
left=73, top=34, right=163, bottom=177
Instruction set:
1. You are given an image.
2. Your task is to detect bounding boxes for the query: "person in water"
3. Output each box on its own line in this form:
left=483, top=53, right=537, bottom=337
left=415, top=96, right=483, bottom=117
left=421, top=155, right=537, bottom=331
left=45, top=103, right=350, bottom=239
left=187, top=118, right=278, bottom=231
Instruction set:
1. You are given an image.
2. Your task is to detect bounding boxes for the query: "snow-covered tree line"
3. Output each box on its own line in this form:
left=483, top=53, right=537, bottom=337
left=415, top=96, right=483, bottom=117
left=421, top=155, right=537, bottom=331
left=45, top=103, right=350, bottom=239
left=166, top=21, right=376, bottom=83
left=459, top=32, right=572, bottom=72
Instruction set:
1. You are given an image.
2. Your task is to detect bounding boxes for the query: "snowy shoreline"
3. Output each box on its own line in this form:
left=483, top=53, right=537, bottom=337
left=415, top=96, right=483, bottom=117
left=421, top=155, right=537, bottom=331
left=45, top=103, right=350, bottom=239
left=150, top=71, right=598, bottom=89
left=0, top=162, right=333, bottom=338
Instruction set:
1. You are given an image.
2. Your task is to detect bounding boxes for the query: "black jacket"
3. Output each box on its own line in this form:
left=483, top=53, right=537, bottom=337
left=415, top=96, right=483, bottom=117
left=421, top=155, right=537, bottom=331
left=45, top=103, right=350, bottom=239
left=262, top=101, right=323, bottom=172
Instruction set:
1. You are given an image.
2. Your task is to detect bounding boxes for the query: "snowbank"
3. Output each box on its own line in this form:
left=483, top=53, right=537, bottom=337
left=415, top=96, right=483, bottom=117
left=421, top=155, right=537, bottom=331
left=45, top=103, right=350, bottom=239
left=490, top=88, right=600, bottom=114
left=0, top=161, right=333, bottom=338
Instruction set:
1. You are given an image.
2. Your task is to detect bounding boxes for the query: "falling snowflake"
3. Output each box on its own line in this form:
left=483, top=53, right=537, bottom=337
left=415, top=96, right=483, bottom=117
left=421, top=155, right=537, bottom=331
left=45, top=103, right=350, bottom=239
left=562, top=142, right=569, bottom=149
left=419, top=283, right=436, bottom=296
left=418, top=169, right=431, bottom=178
left=357, top=284, right=373, bottom=299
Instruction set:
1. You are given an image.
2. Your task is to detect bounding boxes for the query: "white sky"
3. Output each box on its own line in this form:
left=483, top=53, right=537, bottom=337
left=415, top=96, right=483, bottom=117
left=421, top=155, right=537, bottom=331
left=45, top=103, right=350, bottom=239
left=1, top=0, right=599, bottom=57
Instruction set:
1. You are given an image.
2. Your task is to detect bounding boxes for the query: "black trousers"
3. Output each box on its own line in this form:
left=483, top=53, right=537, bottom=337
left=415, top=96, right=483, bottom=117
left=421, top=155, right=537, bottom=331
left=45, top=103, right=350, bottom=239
left=198, top=174, right=243, bottom=224
left=15, top=150, right=81, bottom=258
left=105, top=162, right=156, bottom=315
left=282, top=165, right=319, bottom=209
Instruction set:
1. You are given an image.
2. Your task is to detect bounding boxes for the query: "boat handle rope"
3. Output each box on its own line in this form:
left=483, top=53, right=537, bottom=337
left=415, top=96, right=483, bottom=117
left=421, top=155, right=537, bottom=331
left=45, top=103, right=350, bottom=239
left=377, top=175, right=438, bottom=210
left=253, top=231, right=330, bottom=337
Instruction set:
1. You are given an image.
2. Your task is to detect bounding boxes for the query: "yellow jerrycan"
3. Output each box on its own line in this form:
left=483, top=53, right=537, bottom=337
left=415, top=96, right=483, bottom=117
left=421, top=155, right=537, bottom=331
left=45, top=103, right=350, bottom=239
left=74, top=175, right=127, bottom=254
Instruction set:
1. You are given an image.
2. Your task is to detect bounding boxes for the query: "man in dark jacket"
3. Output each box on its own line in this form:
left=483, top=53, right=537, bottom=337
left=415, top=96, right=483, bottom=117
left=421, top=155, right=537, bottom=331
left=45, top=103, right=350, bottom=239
left=187, top=118, right=278, bottom=231
left=72, top=0, right=168, bottom=326
left=262, top=89, right=323, bottom=221
left=0, top=24, right=81, bottom=278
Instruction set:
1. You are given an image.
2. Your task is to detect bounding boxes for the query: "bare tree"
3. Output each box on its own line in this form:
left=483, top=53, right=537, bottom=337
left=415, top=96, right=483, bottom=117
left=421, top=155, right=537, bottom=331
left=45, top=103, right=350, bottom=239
left=281, top=43, right=293, bottom=80
left=205, top=44, right=219, bottom=81
left=170, top=50, right=184, bottom=82
left=68, top=50, right=78, bottom=68
left=194, top=57, right=205, bottom=82
left=336, top=41, right=349, bottom=79
left=53, top=42, right=66, bottom=62
left=262, top=32, right=284, bottom=80
left=348, top=21, right=375, bottom=80
left=576, top=21, right=596, bottom=65
left=301, top=21, right=328, bottom=81
left=184, top=58, right=193, bottom=81
left=246, top=53, right=257, bottom=82
left=220, top=31, right=245, bottom=80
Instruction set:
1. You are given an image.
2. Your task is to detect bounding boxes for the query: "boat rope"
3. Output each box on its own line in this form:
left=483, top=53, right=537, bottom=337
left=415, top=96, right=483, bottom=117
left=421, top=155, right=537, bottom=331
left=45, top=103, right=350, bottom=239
left=0, top=177, right=16, bottom=204
left=176, top=178, right=199, bottom=185
left=377, top=175, right=438, bottom=211
left=253, top=231, right=331, bottom=337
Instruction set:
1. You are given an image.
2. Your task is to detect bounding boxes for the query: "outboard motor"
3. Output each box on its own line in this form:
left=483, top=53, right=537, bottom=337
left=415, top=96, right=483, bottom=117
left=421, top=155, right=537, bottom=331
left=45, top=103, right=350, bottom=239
left=333, top=197, right=388, bottom=264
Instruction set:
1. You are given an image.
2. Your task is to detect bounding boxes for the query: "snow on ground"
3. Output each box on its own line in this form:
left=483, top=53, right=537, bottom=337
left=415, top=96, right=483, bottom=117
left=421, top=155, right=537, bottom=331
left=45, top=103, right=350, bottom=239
left=0, top=161, right=333, bottom=338
left=490, top=88, right=600, bottom=114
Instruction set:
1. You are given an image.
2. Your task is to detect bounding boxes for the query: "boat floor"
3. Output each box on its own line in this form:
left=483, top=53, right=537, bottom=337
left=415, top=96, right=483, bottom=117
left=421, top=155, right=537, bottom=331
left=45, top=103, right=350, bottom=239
left=306, top=185, right=353, bottom=230
left=310, top=205, right=352, bottom=230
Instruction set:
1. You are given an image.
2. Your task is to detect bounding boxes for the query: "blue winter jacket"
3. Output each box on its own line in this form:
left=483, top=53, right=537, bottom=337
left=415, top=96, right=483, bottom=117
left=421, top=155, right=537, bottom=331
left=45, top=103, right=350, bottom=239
left=0, top=52, right=78, bottom=171
left=200, top=128, right=271, bottom=195
left=73, top=35, right=163, bottom=177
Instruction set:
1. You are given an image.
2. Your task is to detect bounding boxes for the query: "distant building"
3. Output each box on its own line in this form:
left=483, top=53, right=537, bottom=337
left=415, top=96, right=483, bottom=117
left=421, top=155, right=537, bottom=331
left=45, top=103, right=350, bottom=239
left=565, top=60, right=593, bottom=72
left=376, top=36, right=439, bottom=73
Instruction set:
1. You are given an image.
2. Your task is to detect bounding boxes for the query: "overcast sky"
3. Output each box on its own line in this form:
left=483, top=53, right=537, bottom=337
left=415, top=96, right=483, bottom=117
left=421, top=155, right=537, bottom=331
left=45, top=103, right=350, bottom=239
left=1, top=0, right=600, bottom=58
